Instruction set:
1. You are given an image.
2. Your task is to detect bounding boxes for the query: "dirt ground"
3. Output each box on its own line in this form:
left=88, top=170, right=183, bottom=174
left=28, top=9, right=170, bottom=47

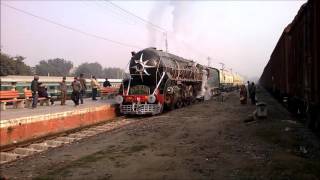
left=1, top=87, right=320, bottom=180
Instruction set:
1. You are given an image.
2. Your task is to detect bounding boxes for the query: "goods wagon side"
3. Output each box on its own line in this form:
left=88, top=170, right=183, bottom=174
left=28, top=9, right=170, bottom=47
left=260, top=0, right=320, bottom=131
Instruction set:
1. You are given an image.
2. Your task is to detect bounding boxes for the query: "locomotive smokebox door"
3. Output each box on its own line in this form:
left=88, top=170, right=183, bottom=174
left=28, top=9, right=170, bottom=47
left=256, top=102, right=268, bottom=118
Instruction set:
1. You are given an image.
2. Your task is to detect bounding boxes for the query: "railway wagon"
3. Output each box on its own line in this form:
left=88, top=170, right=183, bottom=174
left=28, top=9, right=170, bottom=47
left=219, top=69, right=234, bottom=91
left=116, top=47, right=205, bottom=115
left=260, top=0, right=320, bottom=131
left=232, top=73, right=244, bottom=87
left=0, top=75, right=122, bottom=99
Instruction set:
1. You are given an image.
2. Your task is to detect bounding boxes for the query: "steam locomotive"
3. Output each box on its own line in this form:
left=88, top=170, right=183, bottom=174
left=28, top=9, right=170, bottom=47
left=115, top=47, right=244, bottom=115
left=115, top=47, right=205, bottom=115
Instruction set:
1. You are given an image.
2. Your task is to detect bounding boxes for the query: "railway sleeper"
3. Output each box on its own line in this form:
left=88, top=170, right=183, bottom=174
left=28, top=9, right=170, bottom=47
left=55, top=137, right=78, bottom=143
left=0, top=152, right=24, bottom=162
left=44, top=140, right=65, bottom=147
left=89, top=127, right=110, bottom=132
left=13, top=148, right=42, bottom=156
left=68, top=133, right=90, bottom=139
left=29, top=143, right=52, bottom=151
left=81, top=130, right=99, bottom=135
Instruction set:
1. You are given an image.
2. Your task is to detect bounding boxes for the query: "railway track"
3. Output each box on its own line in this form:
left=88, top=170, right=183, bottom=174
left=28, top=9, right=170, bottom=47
left=0, top=94, right=227, bottom=165
left=0, top=117, right=139, bottom=165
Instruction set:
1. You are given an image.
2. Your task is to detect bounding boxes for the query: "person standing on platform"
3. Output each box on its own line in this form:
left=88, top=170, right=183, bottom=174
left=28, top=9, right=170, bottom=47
left=103, top=78, right=111, bottom=87
left=71, top=76, right=81, bottom=106
left=59, top=76, right=67, bottom=105
left=31, top=75, right=39, bottom=108
left=250, top=82, right=256, bottom=105
left=79, top=73, right=87, bottom=104
left=91, top=76, right=99, bottom=101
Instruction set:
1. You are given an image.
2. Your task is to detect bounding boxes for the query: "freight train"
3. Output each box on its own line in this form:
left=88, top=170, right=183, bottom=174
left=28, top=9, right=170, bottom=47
left=116, top=47, right=244, bottom=115
left=260, top=0, right=320, bottom=131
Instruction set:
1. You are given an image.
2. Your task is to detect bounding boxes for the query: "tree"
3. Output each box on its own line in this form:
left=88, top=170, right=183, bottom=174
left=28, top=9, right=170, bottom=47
left=0, top=52, right=32, bottom=76
left=74, top=62, right=104, bottom=78
left=35, top=58, right=73, bottom=76
left=103, top=67, right=125, bottom=79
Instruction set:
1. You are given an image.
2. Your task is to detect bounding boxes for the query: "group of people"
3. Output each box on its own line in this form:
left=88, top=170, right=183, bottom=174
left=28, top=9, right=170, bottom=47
left=30, top=74, right=112, bottom=108
left=239, top=81, right=256, bottom=105
left=64, top=74, right=112, bottom=106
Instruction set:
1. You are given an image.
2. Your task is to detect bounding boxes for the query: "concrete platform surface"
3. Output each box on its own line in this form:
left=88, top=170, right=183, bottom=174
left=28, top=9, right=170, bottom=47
left=0, top=98, right=116, bottom=121
left=0, top=98, right=117, bottom=147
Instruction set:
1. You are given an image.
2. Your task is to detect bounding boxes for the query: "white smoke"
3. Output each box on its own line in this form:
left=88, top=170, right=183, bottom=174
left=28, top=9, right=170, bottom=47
left=147, top=1, right=201, bottom=61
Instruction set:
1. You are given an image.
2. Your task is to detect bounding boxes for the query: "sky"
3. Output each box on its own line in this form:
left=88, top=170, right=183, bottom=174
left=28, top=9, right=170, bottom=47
left=0, top=0, right=306, bottom=80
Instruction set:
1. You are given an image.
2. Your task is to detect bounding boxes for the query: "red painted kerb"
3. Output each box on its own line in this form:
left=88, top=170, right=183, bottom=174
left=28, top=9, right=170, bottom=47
left=0, top=105, right=116, bottom=147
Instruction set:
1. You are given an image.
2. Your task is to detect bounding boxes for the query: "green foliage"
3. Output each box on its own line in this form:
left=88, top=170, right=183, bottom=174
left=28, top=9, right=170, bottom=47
left=74, top=62, right=103, bottom=78
left=74, top=63, right=125, bottom=79
left=35, top=58, right=73, bottom=76
left=0, top=51, right=124, bottom=79
left=0, top=52, right=32, bottom=76
left=103, top=67, right=125, bottom=79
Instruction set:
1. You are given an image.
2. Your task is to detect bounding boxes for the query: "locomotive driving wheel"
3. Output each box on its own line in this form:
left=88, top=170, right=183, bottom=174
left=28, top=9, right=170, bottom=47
left=164, top=79, right=175, bottom=110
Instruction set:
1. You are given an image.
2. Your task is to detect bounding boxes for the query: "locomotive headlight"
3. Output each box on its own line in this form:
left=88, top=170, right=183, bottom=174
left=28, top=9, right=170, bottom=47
left=167, top=87, right=174, bottom=94
left=115, top=95, right=124, bottom=104
left=147, top=95, right=156, bottom=103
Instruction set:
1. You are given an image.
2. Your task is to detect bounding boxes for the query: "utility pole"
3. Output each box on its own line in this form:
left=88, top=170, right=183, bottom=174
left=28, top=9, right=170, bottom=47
left=219, top=62, right=225, bottom=71
left=164, top=32, right=168, bottom=52
left=207, top=57, right=211, bottom=67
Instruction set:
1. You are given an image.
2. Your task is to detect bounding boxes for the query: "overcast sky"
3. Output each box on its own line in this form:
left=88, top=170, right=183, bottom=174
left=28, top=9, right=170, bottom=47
left=1, top=0, right=306, bottom=79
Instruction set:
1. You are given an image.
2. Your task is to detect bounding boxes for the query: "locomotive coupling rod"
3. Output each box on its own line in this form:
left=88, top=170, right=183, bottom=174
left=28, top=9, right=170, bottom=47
left=152, top=72, right=166, bottom=95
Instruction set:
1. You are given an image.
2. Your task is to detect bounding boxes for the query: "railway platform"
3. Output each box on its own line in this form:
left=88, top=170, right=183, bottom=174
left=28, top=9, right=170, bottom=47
left=0, top=99, right=117, bottom=148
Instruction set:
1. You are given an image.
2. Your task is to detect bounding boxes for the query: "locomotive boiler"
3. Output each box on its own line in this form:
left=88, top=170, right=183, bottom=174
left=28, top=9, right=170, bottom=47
left=116, top=47, right=205, bottom=115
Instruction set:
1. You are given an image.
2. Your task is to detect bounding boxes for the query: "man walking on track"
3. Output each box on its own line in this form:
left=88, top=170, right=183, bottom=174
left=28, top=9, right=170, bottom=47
left=250, top=82, right=256, bottom=105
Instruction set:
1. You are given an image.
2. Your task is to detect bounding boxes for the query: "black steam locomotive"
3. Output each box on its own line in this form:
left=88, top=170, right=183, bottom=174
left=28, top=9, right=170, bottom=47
left=116, top=47, right=205, bottom=115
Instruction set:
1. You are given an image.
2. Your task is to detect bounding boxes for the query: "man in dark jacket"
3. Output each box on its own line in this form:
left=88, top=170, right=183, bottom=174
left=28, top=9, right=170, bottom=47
left=79, top=73, right=87, bottom=104
left=71, top=77, right=81, bottom=106
left=30, top=75, right=39, bottom=108
left=103, top=78, right=111, bottom=87
left=38, top=83, right=54, bottom=105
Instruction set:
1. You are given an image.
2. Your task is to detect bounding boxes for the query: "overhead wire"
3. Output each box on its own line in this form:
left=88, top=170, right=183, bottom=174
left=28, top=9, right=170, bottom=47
left=104, top=1, right=212, bottom=61
left=2, top=1, right=213, bottom=67
left=0, top=2, right=142, bottom=49
left=105, top=0, right=167, bottom=33
left=89, top=1, right=137, bottom=26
